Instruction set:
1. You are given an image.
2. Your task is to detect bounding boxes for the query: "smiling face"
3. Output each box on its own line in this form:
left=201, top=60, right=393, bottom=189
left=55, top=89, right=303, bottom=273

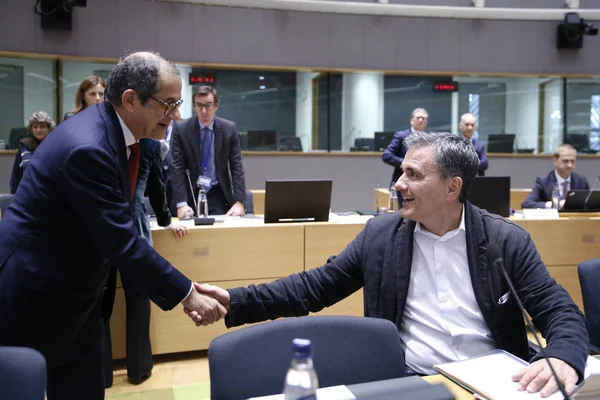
left=395, top=146, right=460, bottom=231
left=121, top=73, right=182, bottom=140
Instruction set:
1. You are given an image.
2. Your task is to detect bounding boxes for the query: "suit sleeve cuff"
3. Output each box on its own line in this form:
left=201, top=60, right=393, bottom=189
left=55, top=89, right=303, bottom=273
left=176, top=202, right=189, bottom=209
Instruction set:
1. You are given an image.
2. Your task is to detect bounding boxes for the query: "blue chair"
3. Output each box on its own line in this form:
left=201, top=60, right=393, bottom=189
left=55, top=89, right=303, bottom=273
left=578, top=258, right=600, bottom=353
left=0, top=346, right=46, bottom=399
left=208, top=315, right=406, bottom=400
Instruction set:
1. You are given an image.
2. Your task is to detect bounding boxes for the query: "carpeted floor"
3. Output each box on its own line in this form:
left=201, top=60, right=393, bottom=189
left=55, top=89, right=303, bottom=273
left=106, top=383, right=210, bottom=400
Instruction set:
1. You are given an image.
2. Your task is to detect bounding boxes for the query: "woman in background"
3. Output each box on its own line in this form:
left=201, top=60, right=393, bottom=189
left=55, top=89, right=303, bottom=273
left=10, top=111, right=56, bottom=193
left=63, top=75, right=105, bottom=120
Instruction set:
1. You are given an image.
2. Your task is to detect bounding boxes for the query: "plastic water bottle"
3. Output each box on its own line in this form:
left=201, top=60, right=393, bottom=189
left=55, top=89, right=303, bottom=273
left=551, top=185, right=560, bottom=209
left=389, top=186, right=399, bottom=212
left=283, top=338, right=319, bottom=400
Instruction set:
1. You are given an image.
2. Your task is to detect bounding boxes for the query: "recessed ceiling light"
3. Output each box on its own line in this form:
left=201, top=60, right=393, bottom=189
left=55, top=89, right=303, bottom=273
left=259, top=76, right=265, bottom=80
left=259, top=85, right=266, bottom=90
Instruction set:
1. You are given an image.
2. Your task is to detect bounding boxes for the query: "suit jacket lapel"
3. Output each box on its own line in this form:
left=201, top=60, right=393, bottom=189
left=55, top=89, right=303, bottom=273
left=100, top=103, right=130, bottom=200
left=546, top=171, right=557, bottom=199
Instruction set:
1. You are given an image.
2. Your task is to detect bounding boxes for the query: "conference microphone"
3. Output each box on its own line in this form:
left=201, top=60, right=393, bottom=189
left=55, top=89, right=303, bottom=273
left=583, top=176, right=600, bottom=211
left=487, top=243, right=570, bottom=399
left=185, top=169, right=197, bottom=214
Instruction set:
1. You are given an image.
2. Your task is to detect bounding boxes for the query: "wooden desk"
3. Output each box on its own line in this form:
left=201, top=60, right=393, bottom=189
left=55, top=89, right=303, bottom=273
left=510, top=189, right=531, bottom=210
left=250, top=189, right=265, bottom=215
left=423, top=375, right=471, bottom=400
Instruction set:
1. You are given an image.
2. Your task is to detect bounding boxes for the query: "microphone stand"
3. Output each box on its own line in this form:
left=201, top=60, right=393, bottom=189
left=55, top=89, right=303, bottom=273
left=185, top=169, right=214, bottom=225
left=583, top=177, right=600, bottom=211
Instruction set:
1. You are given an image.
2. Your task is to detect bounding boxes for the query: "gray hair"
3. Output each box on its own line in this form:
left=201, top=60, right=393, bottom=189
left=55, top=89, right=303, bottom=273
left=410, top=108, right=428, bottom=119
left=105, top=51, right=180, bottom=106
left=28, top=111, right=56, bottom=131
left=403, top=131, right=479, bottom=203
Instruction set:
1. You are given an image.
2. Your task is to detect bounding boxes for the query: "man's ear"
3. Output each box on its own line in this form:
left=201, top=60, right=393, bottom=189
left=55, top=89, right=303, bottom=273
left=448, top=176, right=463, bottom=200
left=120, top=89, right=137, bottom=113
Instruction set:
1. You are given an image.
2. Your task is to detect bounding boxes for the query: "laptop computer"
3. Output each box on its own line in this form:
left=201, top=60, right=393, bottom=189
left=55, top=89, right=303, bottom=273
left=562, top=190, right=600, bottom=212
left=264, top=179, right=332, bottom=223
left=468, top=176, right=511, bottom=217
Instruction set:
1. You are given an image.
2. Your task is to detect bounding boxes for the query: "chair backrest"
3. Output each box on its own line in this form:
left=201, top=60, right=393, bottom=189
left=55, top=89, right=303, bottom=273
left=578, top=259, right=600, bottom=351
left=244, top=189, right=254, bottom=214
left=0, top=193, right=15, bottom=216
left=0, top=346, right=46, bottom=400
left=208, top=316, right=406, bottom=400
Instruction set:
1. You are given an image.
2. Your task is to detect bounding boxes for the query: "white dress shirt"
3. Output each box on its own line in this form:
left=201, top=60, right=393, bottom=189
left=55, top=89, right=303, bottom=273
left=400, top=206, right=496, bottom=375
left=545, top=171, right=571, bottom=208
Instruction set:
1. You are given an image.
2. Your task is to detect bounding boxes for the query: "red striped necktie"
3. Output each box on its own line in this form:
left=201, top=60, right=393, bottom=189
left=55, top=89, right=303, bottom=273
left=128, top=143, right=140, bottom=201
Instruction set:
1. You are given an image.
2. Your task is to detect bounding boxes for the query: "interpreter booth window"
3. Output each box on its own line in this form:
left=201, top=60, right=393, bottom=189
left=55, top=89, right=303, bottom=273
left=565, top=78, right=600, bottom=154
left=0, top=56, right=55, bottom=150
left=59, top=60, right=115, bottom=122
left=182, top=68, right=300, bottom=153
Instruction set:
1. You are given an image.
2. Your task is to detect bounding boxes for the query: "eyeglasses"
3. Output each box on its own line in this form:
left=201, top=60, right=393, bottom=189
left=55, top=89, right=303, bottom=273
left=194, top=102, right=216, bottom=111
left=414, top=116, right=428, bottom=121
left=149, top=96, right=183, bottom=116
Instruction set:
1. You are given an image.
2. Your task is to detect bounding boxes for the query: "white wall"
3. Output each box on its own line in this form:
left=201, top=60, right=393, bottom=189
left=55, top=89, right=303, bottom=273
left=341, top=72, right=384, bottom=151
left=543, top=79, right=563, bottom=154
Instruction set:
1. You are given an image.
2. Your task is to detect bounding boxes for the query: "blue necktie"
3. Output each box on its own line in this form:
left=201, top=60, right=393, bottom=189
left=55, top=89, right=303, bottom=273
left=201, top=127, right=215, bottom=189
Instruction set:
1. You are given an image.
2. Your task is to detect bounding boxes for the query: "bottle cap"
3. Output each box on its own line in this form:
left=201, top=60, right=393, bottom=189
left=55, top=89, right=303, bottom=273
left=291, top=338, right=312, bottom=358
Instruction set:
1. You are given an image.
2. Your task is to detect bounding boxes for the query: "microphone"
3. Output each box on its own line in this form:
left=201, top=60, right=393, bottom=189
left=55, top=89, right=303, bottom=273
left=185, top=169, right=197, bottom=213
left=375, top=182, right=380, bottom=214
left=487, top=243, right=570, bottom=400
left=583, top=176, right=600, bottom=211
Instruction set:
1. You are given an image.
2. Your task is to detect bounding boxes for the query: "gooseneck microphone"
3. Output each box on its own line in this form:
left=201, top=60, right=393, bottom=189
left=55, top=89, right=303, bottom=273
left=185, top=169, right=197, bottom=213
left=583, top=176, right=600, bottom=211
left=487, top=243, right=570, bottom=400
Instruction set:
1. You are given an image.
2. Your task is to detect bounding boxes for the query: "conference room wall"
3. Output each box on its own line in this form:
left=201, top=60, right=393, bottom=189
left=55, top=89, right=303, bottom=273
left=1, top=0, right=599, bottom=75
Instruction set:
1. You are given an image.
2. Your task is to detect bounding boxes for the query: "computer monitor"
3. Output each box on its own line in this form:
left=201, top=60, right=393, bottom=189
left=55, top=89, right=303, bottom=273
left=373, top=131, right=395, bottom=152
left=468, top=176, right=511, bottom=217
left=353, top=138, right=374, bottom=151
left=247, top=130, right=277, bottom=151
left=562, top=190, right=600, bottom=212
left=8, top=127, right=30, bottom=149
left=264, top=179, right=332, bottom=223
left=487, top=134, right=515, bottom=154
left=565, top=134, right=590, bottom=152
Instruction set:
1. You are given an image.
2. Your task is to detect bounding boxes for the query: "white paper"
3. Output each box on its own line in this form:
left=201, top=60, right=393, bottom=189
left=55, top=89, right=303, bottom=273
left=248, top=385, right=355, bottom=400
left=522, top=209, right=560, bottom=220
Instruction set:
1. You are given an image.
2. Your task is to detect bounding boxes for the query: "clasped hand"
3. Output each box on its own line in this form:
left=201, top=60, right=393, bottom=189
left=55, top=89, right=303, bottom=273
left=182, top=282, right=231, bottom=326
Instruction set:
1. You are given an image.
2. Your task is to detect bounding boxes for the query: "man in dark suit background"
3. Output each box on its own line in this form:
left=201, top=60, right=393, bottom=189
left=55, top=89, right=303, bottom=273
left=459, top=113, right=488, bottom=176
left=522, top=144, right=589, bottom=209
left=0, top=51, right=225, bottom=400
left=171, top=85, right=246, bottom=217
left=382, top=108, right=428, bottom=205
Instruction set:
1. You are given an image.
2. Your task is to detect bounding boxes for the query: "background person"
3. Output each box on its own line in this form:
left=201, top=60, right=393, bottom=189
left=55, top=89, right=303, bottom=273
left=63, top=75, right=106, bottom=121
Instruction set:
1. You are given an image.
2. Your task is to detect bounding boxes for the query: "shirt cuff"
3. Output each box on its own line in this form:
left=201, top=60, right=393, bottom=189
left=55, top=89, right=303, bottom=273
left=180, top=282, right=194, bottom=304
left=177, top=202, right=189, bottom=209
left=545, top=201, right=552, bottom=209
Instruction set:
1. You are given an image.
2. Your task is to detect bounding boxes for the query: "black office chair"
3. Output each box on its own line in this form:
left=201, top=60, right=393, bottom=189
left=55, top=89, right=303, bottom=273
left=244, top=190, right=254, bottom=214
left=0, top=346, right=46, bottom=399
left=578, top=258, right=600, bottom=353
left=0, top=193, right=15, bottom=216
left=208, top=315, right=406, bottom=400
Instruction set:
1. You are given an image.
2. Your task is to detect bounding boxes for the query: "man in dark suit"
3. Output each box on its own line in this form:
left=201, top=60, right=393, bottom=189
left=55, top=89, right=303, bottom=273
left=522, top=144, right=590, bottom=209
left=382, top=108, right=428, bottom=188
left=171, top=85, right=246, bottom=217
left=0, top=52, right=225, bottom=400
left=459, top=113, right=488, bottom=176
left=199, top=132, right=588, bottom=398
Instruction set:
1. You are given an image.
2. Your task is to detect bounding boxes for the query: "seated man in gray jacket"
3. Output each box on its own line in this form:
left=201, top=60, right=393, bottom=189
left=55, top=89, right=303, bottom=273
left=193, top=132, right=588, bottom=398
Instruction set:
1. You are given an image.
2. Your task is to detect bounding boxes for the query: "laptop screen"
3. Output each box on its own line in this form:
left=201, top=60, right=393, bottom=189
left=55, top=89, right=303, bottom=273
left=264, top=180, right=332, bottom=223
left=468, top=176, right=511, bottom=217
left=562, top=190, right=600, bottom=211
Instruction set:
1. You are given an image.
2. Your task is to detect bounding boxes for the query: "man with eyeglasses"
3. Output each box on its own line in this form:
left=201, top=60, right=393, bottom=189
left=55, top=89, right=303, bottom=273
left=383, top=108, right=429, bottom=204
left=0, top=51, right=226, bottom=400
left=171, top=85, right=246, bottom=217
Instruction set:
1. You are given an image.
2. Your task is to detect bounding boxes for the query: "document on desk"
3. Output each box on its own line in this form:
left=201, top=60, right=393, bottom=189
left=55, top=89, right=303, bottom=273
left=248, top=385, right=356, bottom=400
left=434, top=350, right=565, bottom=400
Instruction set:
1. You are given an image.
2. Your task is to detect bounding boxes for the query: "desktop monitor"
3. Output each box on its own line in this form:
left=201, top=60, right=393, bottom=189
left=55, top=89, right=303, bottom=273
left=353, top=138, right=374, bottom=151
left=8, top=127, right=30, bottom=149
left=565, top=134, right=590, bottom=152
left=264, top=179, right=332, bottom=223
left=373, top=131, right=395, bottom=152
left=247, top=130, right=277, bottom=151
left=487, top=134, right=515, bottom=154
left=468, top=176, right=511, bottom=217
left=562, top=190, right=600, bottom=212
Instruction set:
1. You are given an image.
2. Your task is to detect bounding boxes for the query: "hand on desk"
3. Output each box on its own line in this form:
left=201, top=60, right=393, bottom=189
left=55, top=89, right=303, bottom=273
left=169, top=220, right=188, bottom=239
left=512, top=357, right=577, bottom=397
left=226, top=201, right=245, bottom=216
left=182, top=284, right=227, bottom=326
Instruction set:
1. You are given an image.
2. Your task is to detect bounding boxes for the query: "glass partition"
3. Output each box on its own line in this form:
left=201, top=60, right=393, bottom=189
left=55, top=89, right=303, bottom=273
left=1, top=52, right=598, bottom=155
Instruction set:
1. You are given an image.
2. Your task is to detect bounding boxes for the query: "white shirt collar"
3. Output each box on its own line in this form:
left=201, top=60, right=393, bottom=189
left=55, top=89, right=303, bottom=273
left=199, top=118, right=214, bottom=131
left=554, top=170, right=570, bottom=186
left=115, top=112, right=136, bottom=148
left=414, top=204, right=466, bottom=240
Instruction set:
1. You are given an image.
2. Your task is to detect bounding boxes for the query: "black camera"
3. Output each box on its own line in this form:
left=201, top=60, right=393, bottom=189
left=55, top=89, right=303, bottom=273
left=35, top=0, right=87, bottom=30
left=557, top=12, right=599, bottom=49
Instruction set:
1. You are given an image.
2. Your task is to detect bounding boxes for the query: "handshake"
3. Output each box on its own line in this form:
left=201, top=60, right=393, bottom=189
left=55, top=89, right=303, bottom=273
left=181, top=282, right=230, bottom=326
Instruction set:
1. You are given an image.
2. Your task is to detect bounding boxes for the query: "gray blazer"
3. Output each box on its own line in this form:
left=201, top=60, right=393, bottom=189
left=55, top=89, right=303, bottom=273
left=171, top=116, right=246, bottom=212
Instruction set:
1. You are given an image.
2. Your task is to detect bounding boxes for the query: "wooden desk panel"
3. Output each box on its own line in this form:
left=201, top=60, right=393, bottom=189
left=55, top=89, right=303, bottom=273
left=250, top=189, right=265, bottom=215
left=510, top=189, right=531, bottom=210
left=152, top=224, right=304, bottom=282
left=304, top=223, right=364, bottom=270
left=547, top=265, right=583, bottom=312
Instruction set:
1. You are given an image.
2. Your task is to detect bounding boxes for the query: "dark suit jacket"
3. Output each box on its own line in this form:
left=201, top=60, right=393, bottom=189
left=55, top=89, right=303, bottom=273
left=0, top=102, right=191, bottom=365
left=171, top=116, right=246, bottom=212
left=225, top=202, right=588, bottom=380
left=471, top=137, right=488, bottom=176
left=382, top=128, right=411, bottom=185
left=522, top=170, right=590, bottom=209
